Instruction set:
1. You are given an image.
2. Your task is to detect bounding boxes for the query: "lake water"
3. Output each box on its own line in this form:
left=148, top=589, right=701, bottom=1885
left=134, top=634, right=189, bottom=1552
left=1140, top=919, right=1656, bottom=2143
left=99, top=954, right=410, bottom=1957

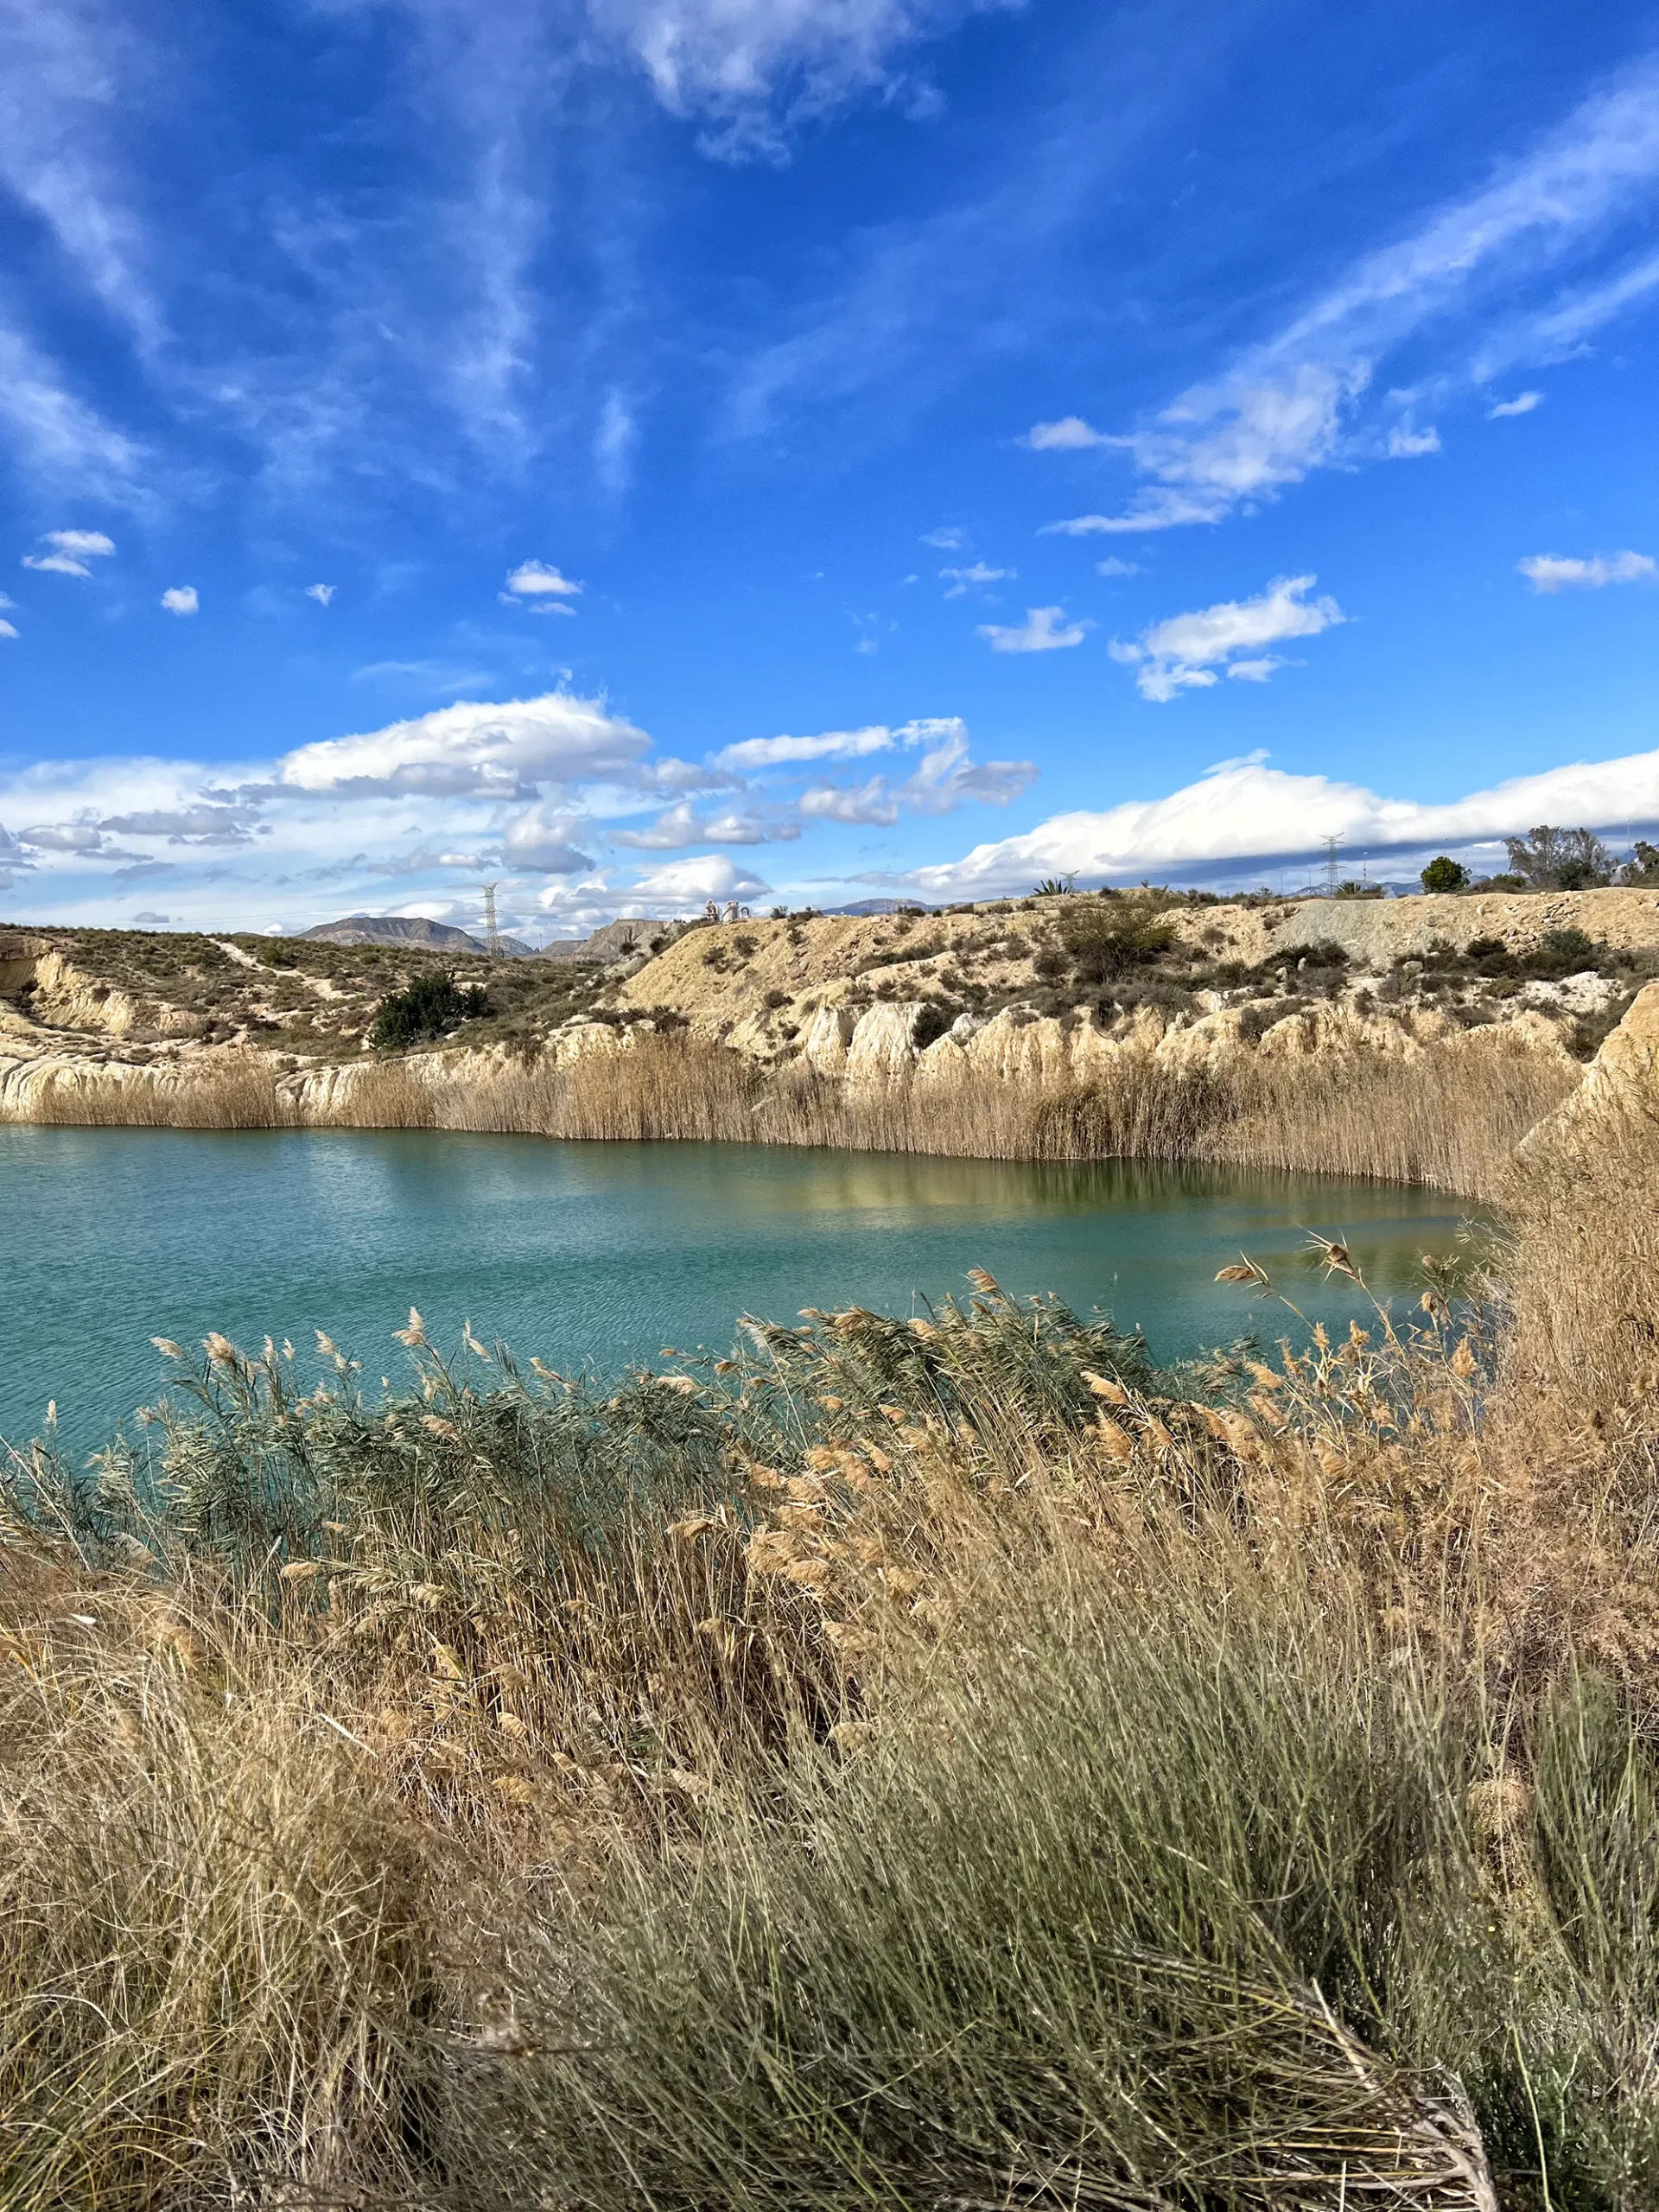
left=0, top=1127, right=1484, bottom=1456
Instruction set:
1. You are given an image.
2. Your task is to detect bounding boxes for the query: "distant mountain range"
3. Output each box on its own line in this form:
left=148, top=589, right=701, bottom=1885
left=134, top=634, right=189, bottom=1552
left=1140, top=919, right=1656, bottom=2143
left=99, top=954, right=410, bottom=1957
left=298, top=914, right=538, bottom=957
left=824, top=898, right=936, bottom=916
left=298, top=902, right=934, bottom=963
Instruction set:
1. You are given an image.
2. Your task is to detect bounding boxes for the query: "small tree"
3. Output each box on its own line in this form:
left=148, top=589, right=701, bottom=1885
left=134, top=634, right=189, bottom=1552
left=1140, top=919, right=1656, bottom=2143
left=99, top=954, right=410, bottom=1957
left=1618, top=839, right=1659, bottom=887
left=1420, top=855, right=1469, bottom=893
left=1503, top=825, right=1613, bottom=892
left=371, top=971, right=489, bottom=1052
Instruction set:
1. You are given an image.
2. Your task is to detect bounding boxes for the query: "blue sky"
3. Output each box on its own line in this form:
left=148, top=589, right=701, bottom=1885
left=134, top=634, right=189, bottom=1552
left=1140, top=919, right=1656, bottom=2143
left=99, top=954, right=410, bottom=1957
left=1, top=0, right=1657, bottom=939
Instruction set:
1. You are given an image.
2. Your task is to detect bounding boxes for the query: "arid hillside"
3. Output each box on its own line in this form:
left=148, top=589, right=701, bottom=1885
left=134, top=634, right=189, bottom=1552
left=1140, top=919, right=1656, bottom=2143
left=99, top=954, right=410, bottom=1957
left=3, top=890, right=1656, bottom=1192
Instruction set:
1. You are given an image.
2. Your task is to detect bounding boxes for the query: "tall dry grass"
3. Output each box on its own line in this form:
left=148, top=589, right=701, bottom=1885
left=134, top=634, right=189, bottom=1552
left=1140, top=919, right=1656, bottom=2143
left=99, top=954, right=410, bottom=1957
left=3, top=1083, right=1654, bottom=2207
left=11, top=1026, right=1580, bottom=1195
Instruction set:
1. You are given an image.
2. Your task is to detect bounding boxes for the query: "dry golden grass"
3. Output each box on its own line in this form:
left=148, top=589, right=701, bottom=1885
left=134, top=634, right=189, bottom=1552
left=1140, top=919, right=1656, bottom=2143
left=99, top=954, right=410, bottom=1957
left=12, top=1025, right=1578, bottom=1196
left=0, top=1034, right=1649, bottom=2206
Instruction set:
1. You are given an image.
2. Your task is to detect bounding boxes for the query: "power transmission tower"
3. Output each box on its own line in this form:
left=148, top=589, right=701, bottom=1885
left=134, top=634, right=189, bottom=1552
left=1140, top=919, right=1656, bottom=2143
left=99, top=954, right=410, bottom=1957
left=479, top=881, right=500, bottom=957
left=1322, top=836, right=1342, bottom=899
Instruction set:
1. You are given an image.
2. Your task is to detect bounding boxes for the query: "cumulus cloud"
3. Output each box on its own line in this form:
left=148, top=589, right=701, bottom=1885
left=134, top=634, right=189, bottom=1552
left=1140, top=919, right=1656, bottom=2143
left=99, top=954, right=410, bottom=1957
left=22, top=526, right=115, bottom=577
left=904, top=746, right=1659, bottom=899
left=1385, top=423, right=1440, bottom=457
left=305, top=582, right=336, bottom=606
left=500, top=802, right=596, bottom=873
left=1096, top=557, right=1139, bottom=577
left=625, top=853, right=771, bottom=905
left=1036, top=64, right=1659, bottom=535
left=919, top=526, right=967, bottom=549
left=160, top=585, right=199, bottom=615
left=1022, top=415, right=1106, bottom=450
left=801, top=722, right=1034, bottom=825
left=977, top=605, right=1090, bottom=653
left=612, top=798, right=795, bottom=848
left=1109, top=575, right=1343, bottom=702
left=940, top=561, right=1014, bottom=597
left=1488, top=391, right=1543, bottom=417
left=0, top=619, right=16, bottom=640
left=1518, top=550, right=1656, bottom=591
left=277, top=691, right=650, bottom=798
left=500, top=559, right=582, bottom=611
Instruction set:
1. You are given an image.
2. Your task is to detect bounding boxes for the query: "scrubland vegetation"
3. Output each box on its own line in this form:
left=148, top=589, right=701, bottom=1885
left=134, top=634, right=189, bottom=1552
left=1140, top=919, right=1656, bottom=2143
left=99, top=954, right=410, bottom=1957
left=3, top=1063, right=1658, bottom=2208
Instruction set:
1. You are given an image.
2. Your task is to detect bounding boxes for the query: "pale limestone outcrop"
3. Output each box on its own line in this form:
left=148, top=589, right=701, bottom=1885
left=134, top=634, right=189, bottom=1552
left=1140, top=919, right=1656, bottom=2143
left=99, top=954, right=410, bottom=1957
left=1522, top=980, right=1659, bottom=1164
left=549, top=1020, right=635, bottom=1065
left=844, top=1001, right=929, bottom=1084
left=798, top=1004, right=856, bottom=1073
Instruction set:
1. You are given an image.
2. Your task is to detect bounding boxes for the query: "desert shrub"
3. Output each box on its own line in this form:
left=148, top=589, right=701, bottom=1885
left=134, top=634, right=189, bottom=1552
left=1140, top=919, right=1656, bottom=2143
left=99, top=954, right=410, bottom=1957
left=1057, top=899, right=1174, bottom=984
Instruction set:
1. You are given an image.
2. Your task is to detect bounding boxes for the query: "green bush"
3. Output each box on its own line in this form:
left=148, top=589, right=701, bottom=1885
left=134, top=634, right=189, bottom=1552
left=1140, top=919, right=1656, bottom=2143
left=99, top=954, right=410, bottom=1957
left=369, top=971, right=489, bottom=1051
left=1421, top=855, right=1470, bottom=893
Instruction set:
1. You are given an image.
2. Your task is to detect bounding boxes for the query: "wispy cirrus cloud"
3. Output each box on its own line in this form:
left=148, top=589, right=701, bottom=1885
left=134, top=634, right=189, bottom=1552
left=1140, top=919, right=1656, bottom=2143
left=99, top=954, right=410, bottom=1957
left=1033, top=60, right=1659, bottom=535
left=587, top=0, right=1006, bottom=158
left=713, top=720, right=931, bottom=771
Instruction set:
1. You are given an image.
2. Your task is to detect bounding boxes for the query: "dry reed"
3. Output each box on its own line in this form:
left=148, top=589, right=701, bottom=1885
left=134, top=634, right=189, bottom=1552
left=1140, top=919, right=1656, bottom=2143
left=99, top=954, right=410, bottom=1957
left=10, top=1026, right=1579, bottom=1196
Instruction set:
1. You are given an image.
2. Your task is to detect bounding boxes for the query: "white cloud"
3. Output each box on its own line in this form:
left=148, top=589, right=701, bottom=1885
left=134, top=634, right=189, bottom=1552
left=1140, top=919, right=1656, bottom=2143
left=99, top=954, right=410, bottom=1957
left=160, top=585, right=199, bottom=615
left=0, top=327, right=143, bottom=497
left=1518, top=550, right=1656, bottom=592
left=587, top=0, right=995, bottom=155
left=501, top=559, right=582, bottom=611
left=714, top=720, right=925, bottom=771
left=500, top=802, right=596, bottom=874
left=612, top=798, right=797, bottom=848
left=0, top=620, right=16, bottom=640
left=595, top=389, right=637, bottom=495
left=277, top=691, right=651, bottom=798
left=940, top=561, right=1013, bottom=596
left=22, top=526, right=116, bottom=577
left=1386, top=423, right=1440, bottom=457
left=977, top=605, right=1090, bottom=653
left=1037, top=63, right=1659, bottom=535
left=801, top=722, right=1034, bottom=824
left=625, top=853, right=771, bottom=906
left=1225, top=657, right=1280, bottom=683
left=1096, top=556, right=1139, bottom=577
left=1488, top=391, right=1543, bottom=417
left=305, top=582, right=336, bottom=606
left=1109, top=574, right=1343, bottom=702
left=906, top=744, right=1659, bottom=897
left=919, top=526, right=967, bottom=550
left=1023, top=416, right=1106, bottom=450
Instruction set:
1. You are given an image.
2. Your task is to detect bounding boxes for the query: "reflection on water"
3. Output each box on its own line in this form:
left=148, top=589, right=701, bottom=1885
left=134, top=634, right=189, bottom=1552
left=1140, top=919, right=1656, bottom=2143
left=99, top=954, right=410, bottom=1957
left=0, top=1126, right=1487, bottom=1455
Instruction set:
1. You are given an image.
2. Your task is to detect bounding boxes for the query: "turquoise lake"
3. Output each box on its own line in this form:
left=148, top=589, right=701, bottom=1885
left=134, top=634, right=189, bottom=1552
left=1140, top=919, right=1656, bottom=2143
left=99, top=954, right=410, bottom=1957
left=0, top=1127, right=1485, bottom=1456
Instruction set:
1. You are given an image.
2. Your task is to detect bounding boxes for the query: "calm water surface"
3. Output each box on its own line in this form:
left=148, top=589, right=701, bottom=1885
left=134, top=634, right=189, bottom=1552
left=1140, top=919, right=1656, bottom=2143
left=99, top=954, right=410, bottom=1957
left=0, top=1127, right=1485, bottom=1455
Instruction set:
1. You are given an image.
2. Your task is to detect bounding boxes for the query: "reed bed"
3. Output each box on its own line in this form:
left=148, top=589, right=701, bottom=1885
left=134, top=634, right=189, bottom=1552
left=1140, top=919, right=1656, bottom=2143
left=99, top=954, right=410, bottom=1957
left=1, top=1096, right=1656, bottom=2205
left=11, top=1025, right=1580, bottom=1196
